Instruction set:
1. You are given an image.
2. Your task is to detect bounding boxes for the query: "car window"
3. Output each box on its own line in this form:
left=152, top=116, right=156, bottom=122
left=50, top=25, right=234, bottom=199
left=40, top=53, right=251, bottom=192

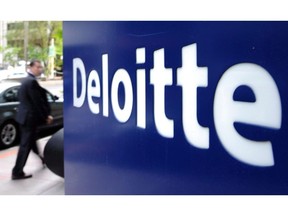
left=3, top=86, right=20, bottom=102
left=46, top=91, right=54, bottom=102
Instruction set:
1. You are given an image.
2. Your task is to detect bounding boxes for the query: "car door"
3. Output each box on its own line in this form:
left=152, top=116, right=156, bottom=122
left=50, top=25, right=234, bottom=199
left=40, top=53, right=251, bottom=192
left=0, top=86, right=20, bottom=119
left=46, top=91, right=63, bottom=126
left=0, top=86, right=21, bottom=147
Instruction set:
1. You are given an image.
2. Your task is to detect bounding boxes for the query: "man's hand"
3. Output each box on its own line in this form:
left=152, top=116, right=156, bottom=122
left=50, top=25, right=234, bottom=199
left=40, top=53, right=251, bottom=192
left=47, top=115, right=53, bottom=125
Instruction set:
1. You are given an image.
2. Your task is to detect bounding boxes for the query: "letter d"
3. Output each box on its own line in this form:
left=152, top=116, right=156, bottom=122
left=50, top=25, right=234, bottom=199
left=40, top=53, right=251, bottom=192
left=73, top=58, right=86, bottom=107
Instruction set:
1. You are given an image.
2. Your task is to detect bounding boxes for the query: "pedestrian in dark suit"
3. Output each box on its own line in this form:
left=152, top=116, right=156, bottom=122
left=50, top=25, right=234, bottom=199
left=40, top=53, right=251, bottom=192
left=12, top=60, right=53, bottom=180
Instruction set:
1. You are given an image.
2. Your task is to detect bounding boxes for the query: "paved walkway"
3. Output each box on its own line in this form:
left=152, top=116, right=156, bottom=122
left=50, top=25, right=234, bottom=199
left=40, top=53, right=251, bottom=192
left=0, top=136, right=64, bottom=195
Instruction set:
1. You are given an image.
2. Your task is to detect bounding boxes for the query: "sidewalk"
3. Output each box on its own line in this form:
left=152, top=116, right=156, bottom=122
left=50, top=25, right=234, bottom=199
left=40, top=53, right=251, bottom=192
left=0, top=136, right=64, bottom=195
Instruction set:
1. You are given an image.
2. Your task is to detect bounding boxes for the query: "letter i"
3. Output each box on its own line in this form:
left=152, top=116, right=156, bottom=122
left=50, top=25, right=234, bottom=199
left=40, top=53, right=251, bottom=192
left=136, top=48, right=146, bottom=129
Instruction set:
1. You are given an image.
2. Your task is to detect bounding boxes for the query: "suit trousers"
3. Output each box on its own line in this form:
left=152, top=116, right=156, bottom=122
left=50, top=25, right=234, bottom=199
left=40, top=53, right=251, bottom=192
left=12, top=125, right=40, bottom=175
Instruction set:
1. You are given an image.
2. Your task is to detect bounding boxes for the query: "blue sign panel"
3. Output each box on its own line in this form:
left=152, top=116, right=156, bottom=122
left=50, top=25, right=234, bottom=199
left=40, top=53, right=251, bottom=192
left=64, top=22, right=288, bottom=194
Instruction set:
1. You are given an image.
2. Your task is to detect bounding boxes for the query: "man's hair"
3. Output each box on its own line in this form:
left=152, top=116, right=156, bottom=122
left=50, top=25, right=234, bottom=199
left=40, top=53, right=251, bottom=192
left=29, top=59, right=41, bottom=67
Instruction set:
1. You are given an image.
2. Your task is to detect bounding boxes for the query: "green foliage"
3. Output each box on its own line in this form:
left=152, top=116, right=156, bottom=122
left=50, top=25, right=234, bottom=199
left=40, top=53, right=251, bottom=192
left=50, top=21, right=63, bottom=56
left=1, top=46, right=21, bottom=66
left=28, top=46, right=48, bottom=63
left=3, top=21, right=63, bottom=69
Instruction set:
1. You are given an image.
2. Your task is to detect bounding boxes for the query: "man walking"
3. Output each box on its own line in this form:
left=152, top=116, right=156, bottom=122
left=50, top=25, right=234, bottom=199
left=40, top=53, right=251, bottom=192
left=12, top=60, right=53, bottom=180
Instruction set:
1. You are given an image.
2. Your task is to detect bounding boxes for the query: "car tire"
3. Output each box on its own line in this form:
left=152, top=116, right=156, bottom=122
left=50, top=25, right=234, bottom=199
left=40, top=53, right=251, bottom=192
left=0, top=120, right=19, bottom=149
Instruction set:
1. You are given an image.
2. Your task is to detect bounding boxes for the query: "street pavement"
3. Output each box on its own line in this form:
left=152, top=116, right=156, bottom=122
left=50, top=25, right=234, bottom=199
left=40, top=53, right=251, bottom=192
left=0, top=78, right=64, bottom=195
left=0, top=136, right=64, bottom=195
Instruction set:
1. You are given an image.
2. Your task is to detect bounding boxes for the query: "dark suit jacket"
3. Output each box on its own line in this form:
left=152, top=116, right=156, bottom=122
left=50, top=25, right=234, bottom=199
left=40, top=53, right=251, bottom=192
left=16, top=73, right=51, bottom=127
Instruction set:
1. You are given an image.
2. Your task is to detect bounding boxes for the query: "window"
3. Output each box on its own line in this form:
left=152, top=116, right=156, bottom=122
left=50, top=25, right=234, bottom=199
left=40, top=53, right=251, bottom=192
left=4, top=87, right=19, bottom=102
left=46, top=91, right=54, bottom=103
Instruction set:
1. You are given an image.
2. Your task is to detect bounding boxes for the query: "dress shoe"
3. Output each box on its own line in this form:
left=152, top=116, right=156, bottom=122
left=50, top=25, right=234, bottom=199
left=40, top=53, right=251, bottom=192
left=12, top=173, right=32, bottom=180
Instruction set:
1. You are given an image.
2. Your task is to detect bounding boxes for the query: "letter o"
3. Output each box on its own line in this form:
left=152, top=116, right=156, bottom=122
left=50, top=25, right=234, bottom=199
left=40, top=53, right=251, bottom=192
left=111, top=69, right=133, bottom=123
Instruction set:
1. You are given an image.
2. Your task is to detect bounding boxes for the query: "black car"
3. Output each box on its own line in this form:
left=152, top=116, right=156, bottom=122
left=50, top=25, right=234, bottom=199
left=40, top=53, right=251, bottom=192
left=0, top=81, right=63, bottom=149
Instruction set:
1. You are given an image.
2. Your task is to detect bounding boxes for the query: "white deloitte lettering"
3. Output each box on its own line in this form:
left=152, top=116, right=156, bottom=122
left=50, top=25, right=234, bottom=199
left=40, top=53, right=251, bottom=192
left=177, top=44, right=209, bottom=149
left=111, top=69, right=133, bottom=123
left=87, top=70, right=101, bottom=114
left=136, top=48, right=146, bottom=129
left=102, top=54, right=109, bottom=117
left=150, top=48, right=174, bottom=138
left=214, top=63, right=282, bottom=166
left=73, top=58, right=86, bottom=108
left=72, top=43, right=282, bottom=167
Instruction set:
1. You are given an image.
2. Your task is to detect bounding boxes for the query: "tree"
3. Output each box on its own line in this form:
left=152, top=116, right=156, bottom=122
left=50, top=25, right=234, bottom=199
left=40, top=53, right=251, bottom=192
left=0, top=46, right=21, bottom=67
left=48, top=21, right=63, bottom=72
left=4, top=21, right=63, bottom=73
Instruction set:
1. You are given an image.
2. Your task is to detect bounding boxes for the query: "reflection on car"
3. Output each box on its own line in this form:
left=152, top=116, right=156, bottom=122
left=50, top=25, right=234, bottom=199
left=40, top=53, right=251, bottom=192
left=0, top=81, right=63, bottom=149
left=0, top=68, right=28, bottom=82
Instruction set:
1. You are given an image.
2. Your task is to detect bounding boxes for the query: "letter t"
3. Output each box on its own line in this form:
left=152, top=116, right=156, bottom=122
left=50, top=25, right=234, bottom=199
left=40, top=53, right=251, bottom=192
left=177, top=44, right=209, bottom=149
left=150, top=49, right=174, bottom=138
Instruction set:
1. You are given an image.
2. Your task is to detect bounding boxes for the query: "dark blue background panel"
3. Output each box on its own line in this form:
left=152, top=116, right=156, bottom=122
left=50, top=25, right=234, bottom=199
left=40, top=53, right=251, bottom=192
left=64, top=22, right=288, bottom=194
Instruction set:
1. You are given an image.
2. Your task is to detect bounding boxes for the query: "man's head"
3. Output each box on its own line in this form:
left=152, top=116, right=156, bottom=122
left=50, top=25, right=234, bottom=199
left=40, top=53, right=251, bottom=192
left=29, top=60, right=43, bottom=77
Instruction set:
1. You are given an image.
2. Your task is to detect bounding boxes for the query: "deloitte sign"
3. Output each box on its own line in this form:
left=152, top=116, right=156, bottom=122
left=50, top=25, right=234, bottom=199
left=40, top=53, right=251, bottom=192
left=72, top=44, right=281, bottom=167
left=64, top=22, right=288, bottom=195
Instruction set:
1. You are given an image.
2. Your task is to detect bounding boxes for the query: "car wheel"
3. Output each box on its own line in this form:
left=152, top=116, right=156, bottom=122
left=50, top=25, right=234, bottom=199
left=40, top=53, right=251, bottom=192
left=0, top=121, right=19, bottom=148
